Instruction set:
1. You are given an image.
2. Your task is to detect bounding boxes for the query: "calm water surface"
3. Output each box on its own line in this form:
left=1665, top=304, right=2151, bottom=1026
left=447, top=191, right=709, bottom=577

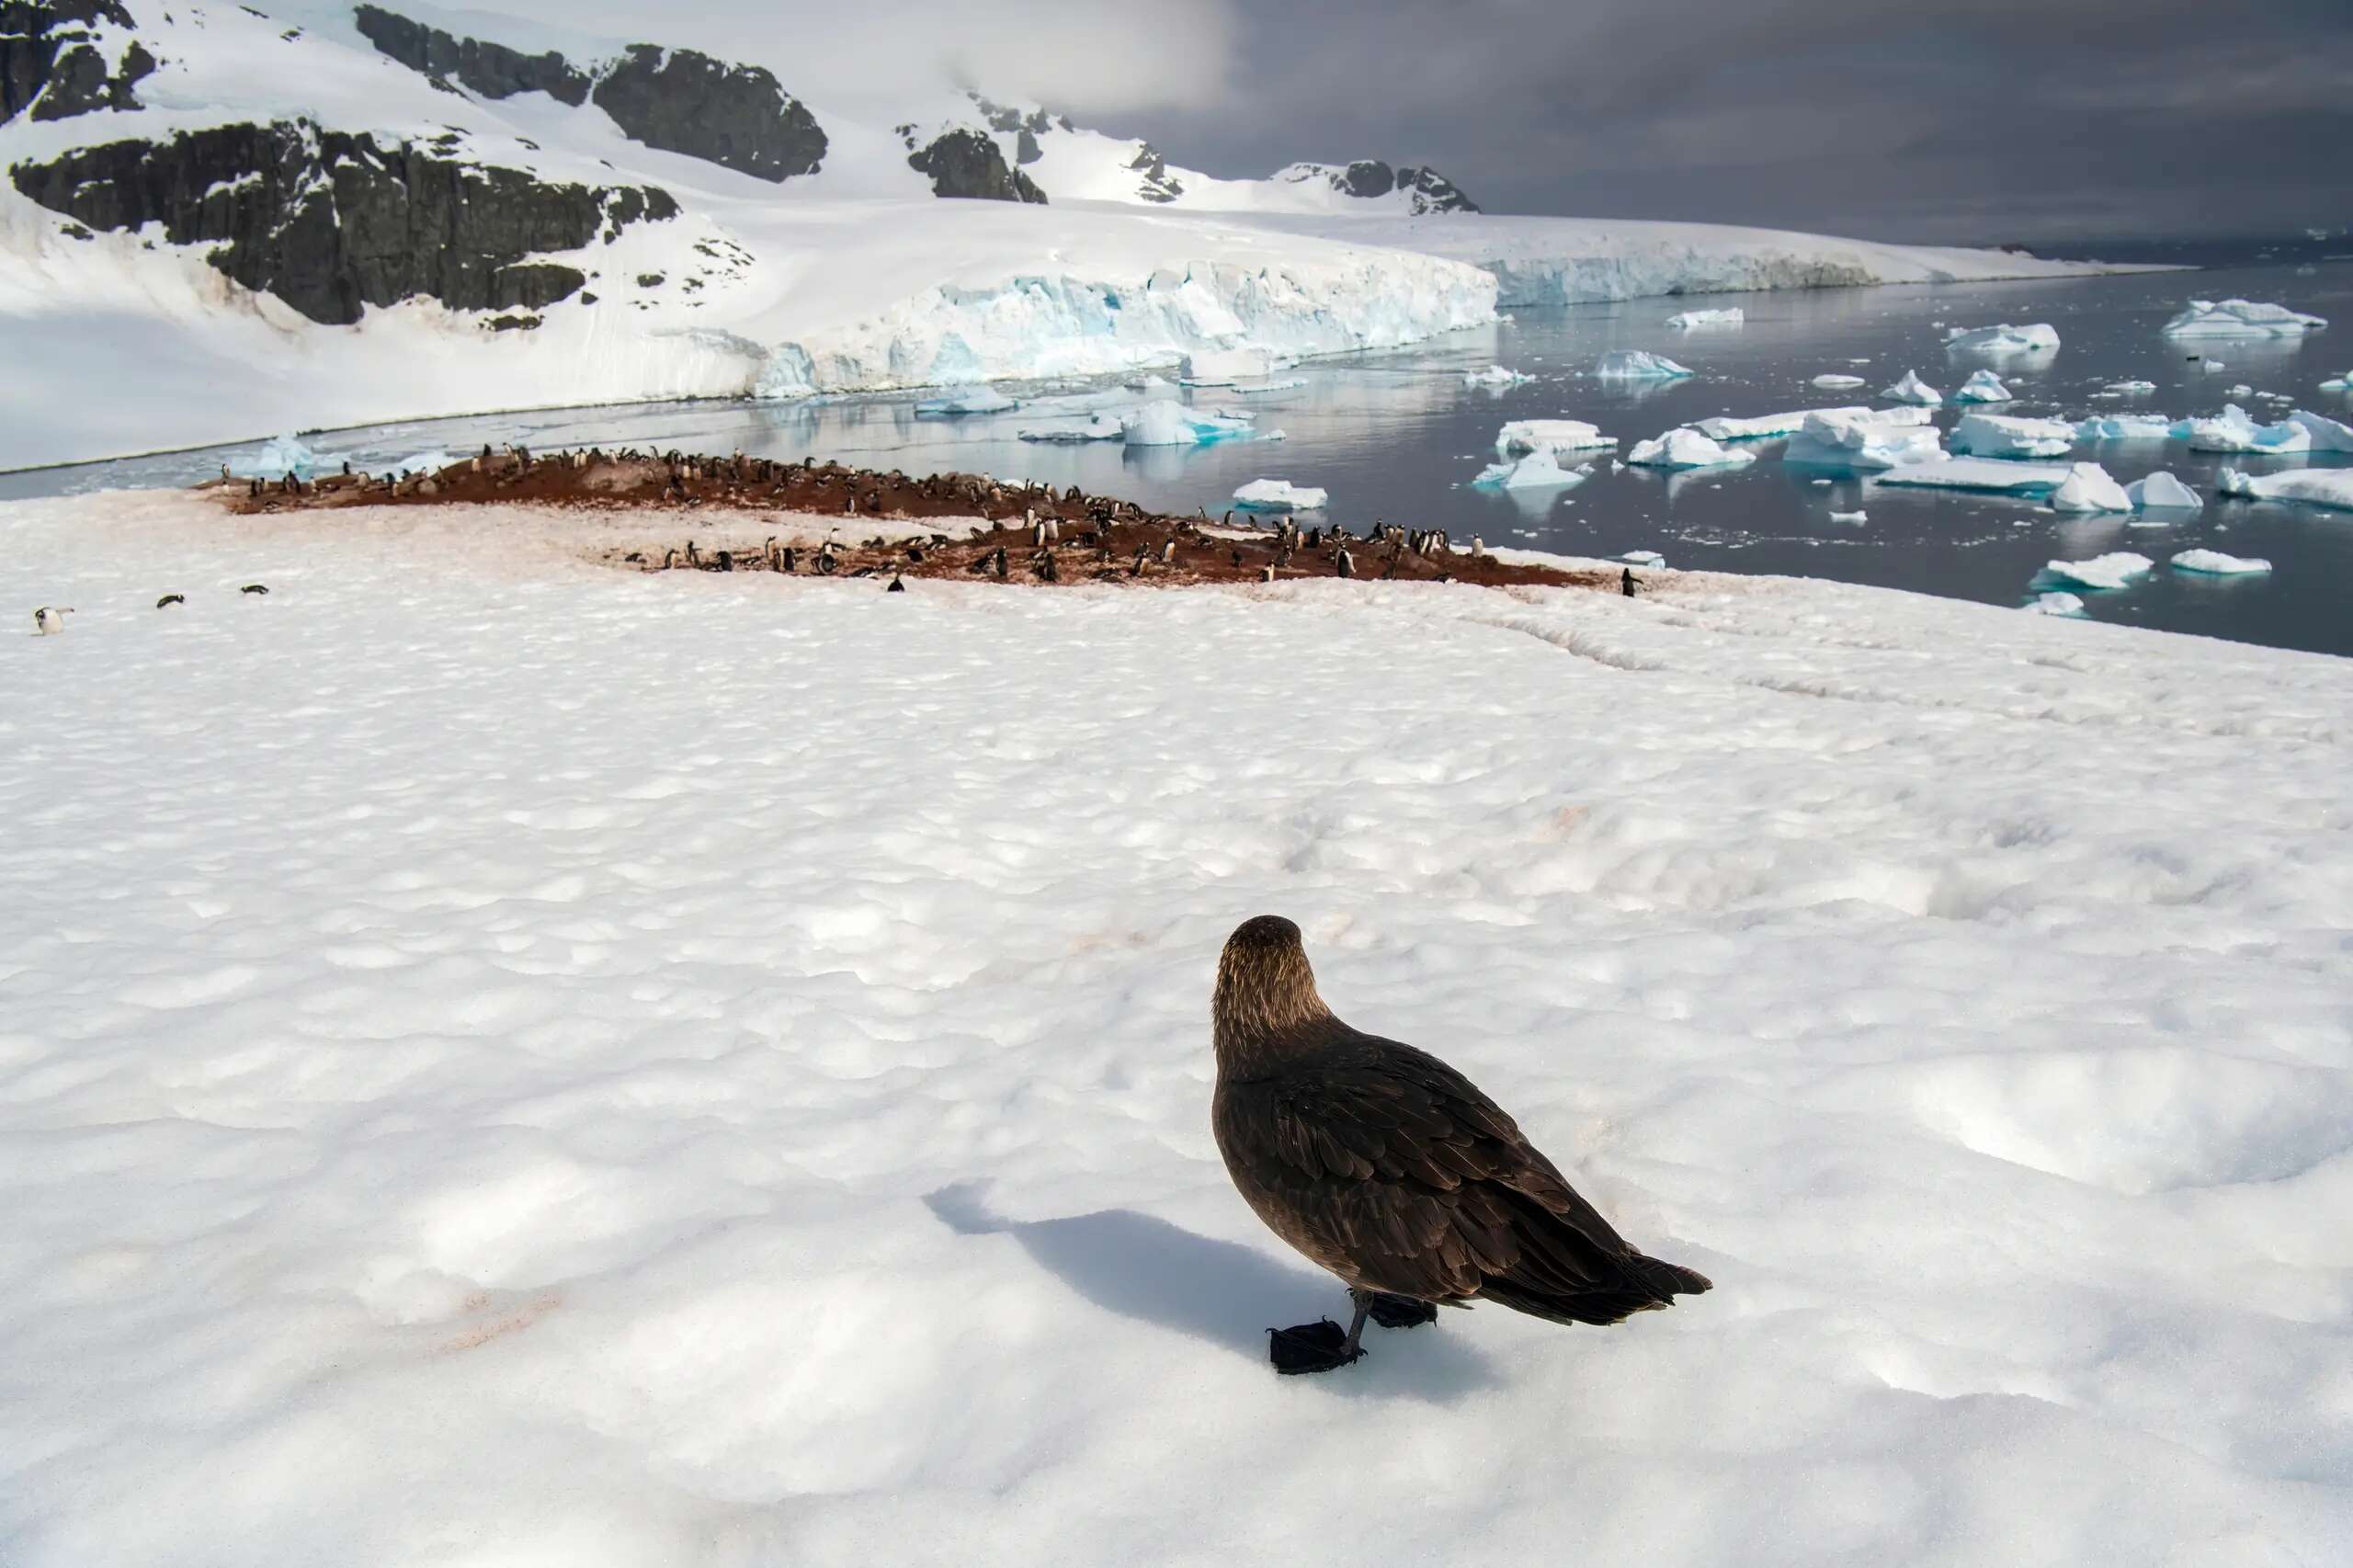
left=10, top=261, right=2350, bottom=654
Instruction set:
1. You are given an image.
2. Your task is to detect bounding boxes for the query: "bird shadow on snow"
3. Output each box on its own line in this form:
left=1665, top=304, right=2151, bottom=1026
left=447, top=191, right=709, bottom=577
left=925, top=1183, right=1501, bottom=1402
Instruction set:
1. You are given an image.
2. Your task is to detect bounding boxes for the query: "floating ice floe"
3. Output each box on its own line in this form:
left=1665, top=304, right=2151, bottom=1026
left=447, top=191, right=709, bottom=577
left=1595, top=350, right=1693, bottom=380
left=1692, top=406, right=1871, bottom=441
left=2226, top=383, right=2254, bottom=398
left=1944, top=323, right=2060, bottom=354
left=1811, top=373, right=1868, bottom=390
left=915, top=389, right=1017, bottom=415
left=1784, top=407, right=1942, bottom=470
left=1017, top=415, right=1124, bottom=443
left=2178, top=404, right=2311, bottom=455
left=1119, top=403, right=1256, bottom=447
left=1875, top=456, right=2075, bottom=494
left=1881, top=369, right=1942, bottom=404
left=2126, top=472, right=2202, bottom=511
left=1472, top=450, right=1592, bottom=490
left=2049, top=462, right=2134, bottom=513
left=2037, top=551, right=2152, bottom=590
left=2104, top=381, right=2157, bottom=393
left=2170, top=549, right=2269, bottom=575
left=1228, top=377, right=1308, bottom=394
left=1463, top=365, right=1533, bottom=389
left=1182, top=347, right=1280, bottom=384
left=2075, top=414, right=2175, bottom=441
left=1231, top=479, right=1327, bottom=511
left=1625, top=427, right=1757, bottom=470
left=1950, top=413, right=2076, bottom=460
left=1952, top=369, right=2013, bottom=403
left=230, top=435, right=351, bottom=481
left=2198, top=359, right=2227, bottom=372
left=2021, top=591, right=2087, bottom=617
left=2321, top=371, right=2352, bottom=391
left=1665, top=307, right=1744, bottom=328
left=2161, top=299, right=2329, bottom=337
left=2217, top=467, right=2353, bottom=511
left=2288, top=408, right=2353, bottom=451
left=1619, top=549, right=1665, bottom=566
left=1495, top=419, right=1616, bottom=457
left=1828, top=509, right=1867, bottom=522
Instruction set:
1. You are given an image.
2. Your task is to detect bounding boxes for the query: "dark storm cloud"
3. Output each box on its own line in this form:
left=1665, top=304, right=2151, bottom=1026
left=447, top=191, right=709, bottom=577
left=1139, top=0, right=2353, bottom=243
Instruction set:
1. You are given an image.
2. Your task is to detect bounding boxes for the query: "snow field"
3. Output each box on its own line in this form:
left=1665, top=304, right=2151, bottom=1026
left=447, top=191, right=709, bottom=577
left=4, top=492, right=2351, bottom=1566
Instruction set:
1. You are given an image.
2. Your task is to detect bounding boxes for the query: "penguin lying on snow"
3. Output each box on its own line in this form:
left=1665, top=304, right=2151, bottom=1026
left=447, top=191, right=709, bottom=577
left=156, top=594, right=185, bottom=608
left=33, top=606, right=73, bottom=634
left=241, top=584, right=269, bottom=596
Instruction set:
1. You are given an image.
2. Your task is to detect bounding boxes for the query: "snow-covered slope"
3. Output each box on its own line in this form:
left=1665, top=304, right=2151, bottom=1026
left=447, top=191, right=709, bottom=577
left=5, top=489, right=2351, bottom=1565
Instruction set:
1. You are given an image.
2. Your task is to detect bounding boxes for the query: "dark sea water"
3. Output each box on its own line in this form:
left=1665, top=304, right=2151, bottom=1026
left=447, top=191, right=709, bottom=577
left=9, top=260, right=2349, bottom=655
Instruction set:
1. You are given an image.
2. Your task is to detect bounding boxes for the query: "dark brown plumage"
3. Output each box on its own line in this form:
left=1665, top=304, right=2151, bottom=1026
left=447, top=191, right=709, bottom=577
left=1211, top=915, right=1710, bottom=1372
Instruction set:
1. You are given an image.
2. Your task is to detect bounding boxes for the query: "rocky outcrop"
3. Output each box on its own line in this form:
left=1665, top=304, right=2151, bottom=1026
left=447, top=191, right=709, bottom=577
left=590, top=46, right=824, bottom=183
left=351, top=4, right=587, bottom=106
left=10, top=120, right=677, bottom=324
left=903, top=127, right=1045, bottom=203
left=3, top=0, right=154, bottom=122
left=968, top=94, right=1068, bottom=165
left=1127, top=142, right=1184, bottom=204
left=1277, top=160, right=1480, bottom=214
left=1397, top=165, right=1477, bottom=215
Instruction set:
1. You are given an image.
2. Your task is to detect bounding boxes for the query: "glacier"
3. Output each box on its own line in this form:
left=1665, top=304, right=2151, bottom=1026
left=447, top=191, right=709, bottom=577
left=2161, top=299, right=2329, bottom=337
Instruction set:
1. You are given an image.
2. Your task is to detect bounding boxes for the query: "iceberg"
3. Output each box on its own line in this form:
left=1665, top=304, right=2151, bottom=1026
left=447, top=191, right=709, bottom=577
left=1595, top=350, right=1693, bottom=380
left=230, top=434, right=351, bottom=481
left=1618, top=550, right=1665, bottom=566
left=2036, top=551, right=2152, bottom=590
left=1120, top=402, right=1256, bottom=446
left=1472, top=450, right=1591, bottom=490
left=1949, top=413, right=2076, bottom=460
left=2169, top=549, right=2269, bottom=575
left=2216, top=467, right=2353, bottom=511
left=2160, top=299, right=2328, bottom=337
left=1625, top=427, right=1757, bottom=470
left=1665, top=307, right=1744, bottom=327
left=2321, top=372, right=2352, bottom=391
left=1692, top=406, right=1873, bottom=441
left=1182, top=347, right=1279, bottom=384
left=2287, top=408, right=2353, bottom=452
left=1017, top=415, right=1125, bottom=442
left=1827, top=509, right=1868, bottom=523
left=1811, top=373, right=1868, bottom=390
left=2177, top=404, right=2311, bottom=454
left=2126, top=472, right=2202, bottom=511
left=915, top=389, right=1018, bottom=415
left=1952, top=369, right=2013, bottom=403
left=2049, top=462, right=2133, bottom=513
left=1495, top=418, right=1615, bottom=456
left=1881, top=369, right=1942, bottom=404
left=1783, top=406, right=1942, bottom=470
left=1463, top=365, right=1532, bottom=388
left=1875, top=456, right=2074, bottom=494
left=1943, top=323, right=2061, bottom=354
left=1232, top=479, right=1327, bottom=511
left=2022, top=591, right=2087, bottom=617
left=2075, top=414, right=2174, bottom=441
left=2103, top=381, right=2157, bottom=393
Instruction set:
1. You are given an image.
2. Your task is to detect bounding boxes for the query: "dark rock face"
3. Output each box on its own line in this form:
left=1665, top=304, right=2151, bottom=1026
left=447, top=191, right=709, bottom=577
left=1127, top=142, right=1183, bottom=204
left=904, top=128, right=1044, bottom=203
left=11, top=120, right=678, bottom=324
left=969, top=94, right=1067, bottom=166
left=1397, top=165, right=1478, bottom=214
left=591, top=46, right=824, bottom=183
left=1340, top=160, right=1395, bottom=199
left=3, top=0, right=154, bottom=122
left=351, top=4, right=587, bottom=106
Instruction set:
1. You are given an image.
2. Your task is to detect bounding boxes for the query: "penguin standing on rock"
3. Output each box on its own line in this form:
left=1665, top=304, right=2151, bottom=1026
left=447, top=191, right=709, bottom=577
left=33, top=606, right=73, bottom=634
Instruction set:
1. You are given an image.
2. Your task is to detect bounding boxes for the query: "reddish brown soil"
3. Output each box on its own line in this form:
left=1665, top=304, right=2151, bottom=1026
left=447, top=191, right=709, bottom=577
left=209, top=447, right=1620, bottom=593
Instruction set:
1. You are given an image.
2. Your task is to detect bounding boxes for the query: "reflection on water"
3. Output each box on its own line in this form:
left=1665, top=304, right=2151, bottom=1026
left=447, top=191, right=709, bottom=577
left=8, top=262, right=2350, bottom=655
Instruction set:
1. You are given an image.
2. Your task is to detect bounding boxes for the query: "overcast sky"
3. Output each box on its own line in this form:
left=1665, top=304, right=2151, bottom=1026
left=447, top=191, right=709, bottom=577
left=489, top=0, right=2353, bottom=244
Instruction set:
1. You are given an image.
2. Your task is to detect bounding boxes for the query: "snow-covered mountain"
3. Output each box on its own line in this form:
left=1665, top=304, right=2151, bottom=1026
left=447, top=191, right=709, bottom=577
left=0, top=0, right=2139, bottom=466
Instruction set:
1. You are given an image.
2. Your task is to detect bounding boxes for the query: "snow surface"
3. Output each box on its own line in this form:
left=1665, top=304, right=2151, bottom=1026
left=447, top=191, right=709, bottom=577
left=2160, top=299, right=2330, bottom=337
left=1949, top=414, right=2075, bottom=460
left=1810, top=374, right=1868, bottom=390
left=2049, top=463, right=2134, bottom=514
left=1881, top=370, right=1942, bottom=405
left=1625, top=428, right=1758, bottom=470
left=1595, top=350, right=1694, bottom=381
left=2179, top=405, right=2311, bottom=455
left=1941, top=324, right=2060, bottom=355
left=2170, top=549, right=2270, bottom=574
left=6, top=489, right=2352, bottom=1568
left=1496, top=419, right=1617, bottom=457
left=1231, top=479, right=1327, bottom=511
left=1951, top=369, right=2013, bottom=403
left=1665, top=308, right=1745, bottom=328
left=2037, top=551, right=2153, bottom=589
left=2218, top=466, right=2353, bottom=511
left=1472, top=450, right=1591, bottom=491
left=2126, top=472, right=2203, bottom=511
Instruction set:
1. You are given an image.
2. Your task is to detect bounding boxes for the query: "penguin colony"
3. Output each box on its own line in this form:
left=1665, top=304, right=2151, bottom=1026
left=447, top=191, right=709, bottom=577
left=209, top=449, right=1623, bottom=594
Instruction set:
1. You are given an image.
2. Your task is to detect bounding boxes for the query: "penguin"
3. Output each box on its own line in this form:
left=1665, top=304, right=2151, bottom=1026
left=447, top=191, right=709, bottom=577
left=220, top=463, right=231, bottom=481
left=33, top=606, right=72, bottom=634
left=241, top=584, right=269, bottom=596
left=1621, top=568, right=1638, bottom=597
left=1034, top=520, right=1049, bottom=548
left=662, top=548, right=679, bottom=570
left=1472, top=536, right=1485, bottom=561
left=716, top=550, right=733, bottom=573
left=780, top=546, right=799, bottom=574
left=686, top=540, right=702, bottom=569
left=1161, top=540, right=1176, bottom=564
left=1336, top=547, right=1355, bottom=579
left=1306, top=528, right=1322, bottom=550
left=1260, top=565, right=1277, bottom=584
left=1131, top=547, right=1150, bottom=577
left=1231, top=550, right=1244, bottom=568
left=887, top=569, right=906, bottom=593
left=155, top=594, right=185, bottom=608
left=1044, top=517, right=1059, bottom=543
left=1037, top=550, right=1060, bottom=584
left=765, top=537, right=782, bottom=572
left=992, top=546, right=1009, bottom=580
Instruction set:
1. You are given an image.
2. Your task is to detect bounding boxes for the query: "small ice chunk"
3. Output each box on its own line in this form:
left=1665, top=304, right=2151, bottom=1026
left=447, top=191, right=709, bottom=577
left=1620, top=550, right=1665, bottom=566
left=2319, top=372, right=2351, bottom=391
left=1665, top=307, right=1744, bottom=328
left=1462, top=365, right=1532, bottom=388
left=1232, top=479, right=1327, bottom=511
left=1881, top=369, right=1942, bottom=404
left=1625, top=427, right=1757, bottom=470
left=1472, top=450, right=1590, bottom=490
left=1811, top=373, right=1868, bottom=389
left=1950, top=413, right=2076, bottom=460
left=2125, top=472, right=2202, bottom=511
left=2226, top=383, right=2254, bottom=397
left=1496, top=419, right=1615, bottom=456
left=2177, top=403, right=2311, bottom=454
left=1952, top=369, right=2013, bottom=403
left=2037, top=551, right=2152, bottom=589
left=2216, top=467, right=2353, bottom=511
left=2104, top=381, right=2157, bottom=393
left=1943, top=323, right=2061, bottom=354
left=915, top=389, right=1017, bottom=415
left=2049, top=462, right=2133, bottom=513
left=2022, top=591, right=2087, bottom=617
left=2169, top=549, right=2270, bottom=574
left=2161, top=299, right=2329, bottom=337
left=2075, top=414, right=2174, bottom=441
left=1827, top=509, right=1867, bottom=522
left=1595, top=350, right=1694, bottom=380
